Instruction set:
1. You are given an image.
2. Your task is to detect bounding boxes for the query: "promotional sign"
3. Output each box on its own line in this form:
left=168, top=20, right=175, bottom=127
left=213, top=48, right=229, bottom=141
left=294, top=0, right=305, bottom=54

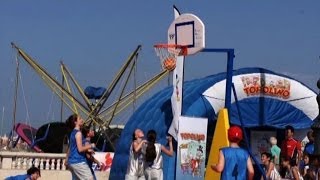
left=92, top=152, right=114, bottom=171
left=250, top=131, right=276, bottom=164
left=176, top=116, right=208, bottom=180
left=169, top=55, right=184, bottom=140
left=203, top=72, right=318, bottom=121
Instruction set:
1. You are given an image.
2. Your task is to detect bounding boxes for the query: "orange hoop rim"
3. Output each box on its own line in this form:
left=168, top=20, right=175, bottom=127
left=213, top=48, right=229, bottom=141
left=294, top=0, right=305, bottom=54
left=154, top=43, right=186, bottom=48
left=154, top=43, right=188, bottom=56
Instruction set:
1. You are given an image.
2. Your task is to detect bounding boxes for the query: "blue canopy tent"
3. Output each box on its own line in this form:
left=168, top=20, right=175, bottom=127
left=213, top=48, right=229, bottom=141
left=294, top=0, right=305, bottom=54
left=109, top=67, right=318, bottom=180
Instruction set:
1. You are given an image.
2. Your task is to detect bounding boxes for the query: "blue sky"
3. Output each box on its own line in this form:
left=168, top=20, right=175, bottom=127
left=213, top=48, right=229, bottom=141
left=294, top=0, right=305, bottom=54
left=0, top=1, right=319, bottom=134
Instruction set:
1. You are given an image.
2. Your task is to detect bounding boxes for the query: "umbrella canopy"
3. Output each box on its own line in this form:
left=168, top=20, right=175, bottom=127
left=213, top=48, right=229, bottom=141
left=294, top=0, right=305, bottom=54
left=15, top=123, right=42, bottom=152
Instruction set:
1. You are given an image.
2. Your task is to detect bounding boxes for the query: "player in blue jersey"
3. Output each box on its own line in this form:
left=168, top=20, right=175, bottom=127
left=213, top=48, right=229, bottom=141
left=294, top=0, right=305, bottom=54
left=211, top=126, right=254, bottom=180
left=65, top=114, right=96, bottom=180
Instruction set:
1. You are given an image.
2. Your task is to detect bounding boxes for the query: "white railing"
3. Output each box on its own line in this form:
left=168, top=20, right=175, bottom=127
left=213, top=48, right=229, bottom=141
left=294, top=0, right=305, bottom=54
left=0, top=151, right=67, bottom=170
left=0, top=151, right=110, bottom=180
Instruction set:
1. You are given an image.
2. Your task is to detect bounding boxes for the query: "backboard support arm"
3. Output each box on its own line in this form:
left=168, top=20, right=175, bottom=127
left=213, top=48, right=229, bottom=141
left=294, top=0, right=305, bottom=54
left=201, top=48, right=235, bottom=112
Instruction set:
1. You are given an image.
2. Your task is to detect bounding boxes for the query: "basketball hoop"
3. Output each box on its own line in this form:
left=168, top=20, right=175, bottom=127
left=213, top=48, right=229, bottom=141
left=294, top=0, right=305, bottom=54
left=154, top=44, right=188, bottom=71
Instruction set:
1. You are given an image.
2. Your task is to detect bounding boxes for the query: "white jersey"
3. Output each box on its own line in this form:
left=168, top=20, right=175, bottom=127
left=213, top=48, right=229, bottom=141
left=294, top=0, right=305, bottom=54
left=148, top=143, right=163, bottom=169
left=126, top=143, right=145, bottom=177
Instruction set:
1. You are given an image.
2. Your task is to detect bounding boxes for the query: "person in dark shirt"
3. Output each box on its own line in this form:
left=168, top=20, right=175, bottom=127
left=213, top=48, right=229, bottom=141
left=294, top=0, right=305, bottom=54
left=81, top=126, right=101, bottom=180
left=304, top=130, right=314, bottom=155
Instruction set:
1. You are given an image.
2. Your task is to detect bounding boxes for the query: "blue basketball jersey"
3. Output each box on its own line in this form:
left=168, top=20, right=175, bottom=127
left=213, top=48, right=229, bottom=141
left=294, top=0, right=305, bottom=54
left=221, top=147, right=250, bottom=180
left=68, top=129, right=86, bottom=164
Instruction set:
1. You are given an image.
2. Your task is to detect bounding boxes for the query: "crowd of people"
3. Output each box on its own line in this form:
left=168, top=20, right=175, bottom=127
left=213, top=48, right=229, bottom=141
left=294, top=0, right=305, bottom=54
left=62, top=119, right=317, bottom=180
left=0, top=134, right=29, bottom=151
left=211, top=125, right=318, bottom=180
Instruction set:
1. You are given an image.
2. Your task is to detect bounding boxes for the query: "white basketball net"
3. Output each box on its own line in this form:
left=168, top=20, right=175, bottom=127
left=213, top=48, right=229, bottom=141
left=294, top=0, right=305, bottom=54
left=154, top=44, right=184, bottom=71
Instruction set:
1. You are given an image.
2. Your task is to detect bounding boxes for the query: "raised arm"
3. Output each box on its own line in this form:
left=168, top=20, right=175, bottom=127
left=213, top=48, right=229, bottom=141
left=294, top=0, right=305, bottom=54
left=161, top=136, right=173, bottom=156
left=133, top=139, right=147, bottom=153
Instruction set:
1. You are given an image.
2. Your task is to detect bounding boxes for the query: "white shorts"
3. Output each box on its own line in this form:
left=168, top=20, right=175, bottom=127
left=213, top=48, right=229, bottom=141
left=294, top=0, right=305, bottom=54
left=125, top=174, right=146, bottom=180
left=69, top=162, right=93, bottom=180
left=144, top=168, right=163, bottom=180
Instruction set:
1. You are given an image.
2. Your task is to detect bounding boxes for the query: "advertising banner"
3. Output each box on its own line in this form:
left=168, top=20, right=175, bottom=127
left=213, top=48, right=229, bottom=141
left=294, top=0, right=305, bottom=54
left=203, top=72, right=318, bottom=121
left=92, top=152, right=114, bottom=172
left=176, top=116, right=208, bottom=180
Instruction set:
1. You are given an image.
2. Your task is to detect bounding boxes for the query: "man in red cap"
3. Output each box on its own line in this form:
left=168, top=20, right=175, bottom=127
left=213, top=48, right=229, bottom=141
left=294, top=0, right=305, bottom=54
left=211, top=126, right=254, bottom=180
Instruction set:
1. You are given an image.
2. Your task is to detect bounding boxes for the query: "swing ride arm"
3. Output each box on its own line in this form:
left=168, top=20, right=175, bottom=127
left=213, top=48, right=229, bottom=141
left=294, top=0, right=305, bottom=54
left=84, top=45, right=142, bottom=124
left=11, top=43, right=96, bottom=122
left=98, top=70, right=168, bottom=127
left=60, top=63, right=79, bottom=114
left=60, top=62, right=92, bottom=111
left=11, top=43, right=167, bottom=131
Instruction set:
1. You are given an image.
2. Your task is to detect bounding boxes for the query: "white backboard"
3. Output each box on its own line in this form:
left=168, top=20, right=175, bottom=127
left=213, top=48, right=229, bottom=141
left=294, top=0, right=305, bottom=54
left=168, top=13, right=205, bottom=55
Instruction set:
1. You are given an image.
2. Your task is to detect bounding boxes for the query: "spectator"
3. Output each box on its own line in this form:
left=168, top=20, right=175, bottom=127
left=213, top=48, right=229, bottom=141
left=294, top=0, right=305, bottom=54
left=5, top=166, right=40, bottom=180
left=82, top=126, right=101, bottom=180
left=260, top=152, right=281, bottom=180
left=269, top=136, right=281, bottom=171
left=281, top=125, right=302, bottom=165
left=309, top=154, right=320, bottom=179
left=304, top=130, right=314, bottom=155
left=301, top=153, right=310, bottom=178
left=281, top=156, right=303, bottom=180
left=211, top=126, right=254, bottom=180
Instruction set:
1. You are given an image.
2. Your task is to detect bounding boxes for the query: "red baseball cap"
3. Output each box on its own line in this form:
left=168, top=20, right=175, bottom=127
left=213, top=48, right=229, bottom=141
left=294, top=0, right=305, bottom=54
left=228, top=126, right=243, bottom=143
